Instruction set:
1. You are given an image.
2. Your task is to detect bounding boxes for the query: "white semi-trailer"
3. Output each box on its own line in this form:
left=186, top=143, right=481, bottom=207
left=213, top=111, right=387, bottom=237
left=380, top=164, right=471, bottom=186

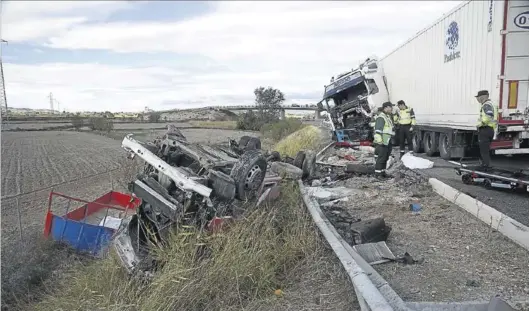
left=381, top=0, right=529, bottom=159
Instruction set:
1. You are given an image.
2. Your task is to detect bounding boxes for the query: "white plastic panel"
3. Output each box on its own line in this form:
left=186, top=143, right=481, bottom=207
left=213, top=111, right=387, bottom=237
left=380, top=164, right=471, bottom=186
left=381, top=0, right=504, bottom=130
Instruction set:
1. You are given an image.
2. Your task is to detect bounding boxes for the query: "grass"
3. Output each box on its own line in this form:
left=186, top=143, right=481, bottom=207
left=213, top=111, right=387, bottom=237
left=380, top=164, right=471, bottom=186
left=188, top=120, right=237, bottom=130
left=29, top=182, right=327, bottom=311
left=1, top=234, right=88, bottom=311
left=273, top=125, right=323, bottom=157
left=260, top=119, right=306, bottom=142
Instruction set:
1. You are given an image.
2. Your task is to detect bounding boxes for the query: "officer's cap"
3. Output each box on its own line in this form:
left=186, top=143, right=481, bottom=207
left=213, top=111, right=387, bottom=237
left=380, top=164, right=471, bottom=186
left=382, top=102, right=394, bottom=109
left=475, top=90, right=489, bottom=97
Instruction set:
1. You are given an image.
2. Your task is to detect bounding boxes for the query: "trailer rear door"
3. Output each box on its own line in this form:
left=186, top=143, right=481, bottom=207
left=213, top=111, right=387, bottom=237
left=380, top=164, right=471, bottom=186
left=502, top=0, right=529, bottom=121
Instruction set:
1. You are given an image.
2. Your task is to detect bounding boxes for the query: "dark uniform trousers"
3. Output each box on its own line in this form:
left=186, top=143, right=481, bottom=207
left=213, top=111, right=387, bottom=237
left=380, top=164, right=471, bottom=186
left=398, top=124, right=413, bottom=153
left=478, top=126, right=494, bottom=167
left=375, top=144, right=391, bottom=172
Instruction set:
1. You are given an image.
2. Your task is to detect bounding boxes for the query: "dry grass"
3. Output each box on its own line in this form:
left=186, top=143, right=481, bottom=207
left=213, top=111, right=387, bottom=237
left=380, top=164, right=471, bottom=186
left=273, top=125, right=323, bottom=157
left=189, top=120, right=237, bottom=130
left=28, top=181, right=349, bottom=311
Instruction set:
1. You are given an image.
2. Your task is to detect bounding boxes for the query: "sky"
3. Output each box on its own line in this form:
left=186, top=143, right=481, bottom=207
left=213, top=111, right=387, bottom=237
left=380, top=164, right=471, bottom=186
left=1, top=1, right=463, bottom=113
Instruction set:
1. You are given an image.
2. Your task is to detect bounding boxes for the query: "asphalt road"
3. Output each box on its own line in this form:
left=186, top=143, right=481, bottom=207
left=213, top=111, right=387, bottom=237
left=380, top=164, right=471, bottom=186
left=416, top=153, right=529, bottom=226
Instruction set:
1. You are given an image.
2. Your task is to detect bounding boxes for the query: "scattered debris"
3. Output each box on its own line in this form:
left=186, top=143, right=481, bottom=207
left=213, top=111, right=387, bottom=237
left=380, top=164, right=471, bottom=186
left=350, top=218, right=392, bottom=245
left=466, top=279, right=481, bottom=287
left=306, top=187, right=362, bottom=203
left=352, top=241, right=396, bottom=265
left=401, top=152, right=434, bottom=169
left=385, top=252, right=424, bottom=265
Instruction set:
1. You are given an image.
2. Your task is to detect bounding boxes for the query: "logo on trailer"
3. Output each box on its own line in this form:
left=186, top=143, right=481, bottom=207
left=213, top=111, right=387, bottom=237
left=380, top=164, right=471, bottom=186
left=487, top=0, right=493, bottom=32
left=514, top=11, right=529, bottom=29
left=444, top=21, right=461, bottom=63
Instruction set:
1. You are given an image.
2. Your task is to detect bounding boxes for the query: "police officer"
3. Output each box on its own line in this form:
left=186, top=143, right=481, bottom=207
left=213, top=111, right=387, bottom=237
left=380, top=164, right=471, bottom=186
left=475, top=90, right=498, bottom=169
left=373, top=102, right=395, bottom=178
left=395, top=100, right=416, bottom=158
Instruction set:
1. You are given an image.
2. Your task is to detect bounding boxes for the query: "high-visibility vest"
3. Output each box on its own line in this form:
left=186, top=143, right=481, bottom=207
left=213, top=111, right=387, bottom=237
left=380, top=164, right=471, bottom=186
left=397, top=107, right=416, bottom=125
left=478, top=100, right=498, bottom=130
left=373, top=113, right=395, bottom=146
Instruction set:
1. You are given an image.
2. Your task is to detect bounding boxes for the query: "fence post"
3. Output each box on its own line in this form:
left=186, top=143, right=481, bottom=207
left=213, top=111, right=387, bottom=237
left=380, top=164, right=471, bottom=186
left=110, top=170, right=114, bottom=191
left=16, top=198, right=22, bottom=242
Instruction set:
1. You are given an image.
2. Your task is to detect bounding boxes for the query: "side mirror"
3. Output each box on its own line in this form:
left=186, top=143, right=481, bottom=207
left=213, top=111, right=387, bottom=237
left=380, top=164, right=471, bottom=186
left=317, top=102, right=324, bottom=111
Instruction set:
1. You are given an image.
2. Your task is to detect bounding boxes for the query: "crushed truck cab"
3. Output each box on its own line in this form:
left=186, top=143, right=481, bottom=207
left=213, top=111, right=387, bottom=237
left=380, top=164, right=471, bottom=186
left=319, top=57, right=389, bottom=146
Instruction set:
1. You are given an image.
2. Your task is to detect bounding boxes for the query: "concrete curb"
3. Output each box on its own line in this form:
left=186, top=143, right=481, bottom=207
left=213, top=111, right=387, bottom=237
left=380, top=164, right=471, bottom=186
left=429, top=178, right=529, bottom=252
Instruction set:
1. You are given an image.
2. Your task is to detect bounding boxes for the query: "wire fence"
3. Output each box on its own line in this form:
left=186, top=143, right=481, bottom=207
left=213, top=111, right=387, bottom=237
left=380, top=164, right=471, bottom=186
left=1, top=161, right=141, bottom=248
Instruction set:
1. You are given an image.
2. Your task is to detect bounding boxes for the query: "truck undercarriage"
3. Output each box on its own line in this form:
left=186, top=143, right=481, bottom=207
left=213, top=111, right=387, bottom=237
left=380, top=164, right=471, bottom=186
left=113, top=126, right=272, bottom=274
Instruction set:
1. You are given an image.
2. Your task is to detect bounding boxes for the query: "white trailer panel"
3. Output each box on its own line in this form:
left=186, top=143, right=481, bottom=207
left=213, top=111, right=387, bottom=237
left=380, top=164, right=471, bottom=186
left=381, top=0, right=529, bottom=131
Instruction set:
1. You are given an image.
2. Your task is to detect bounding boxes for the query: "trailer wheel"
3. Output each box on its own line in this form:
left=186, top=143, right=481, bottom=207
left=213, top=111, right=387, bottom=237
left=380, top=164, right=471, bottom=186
left=412, top=131, right=423, bottom=153
left=231, top=150, right=267, bottom=201
left=423, top=131, right=439, bottom=156
left=439, top=133, right=452, bottom=160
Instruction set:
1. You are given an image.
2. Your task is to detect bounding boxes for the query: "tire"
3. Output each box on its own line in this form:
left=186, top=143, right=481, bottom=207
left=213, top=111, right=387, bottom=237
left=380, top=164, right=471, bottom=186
left=423, top=131, right=439, bottom=157
left=439, top=133, right=452, bottom=160
left=268, top=151, right=281, bottom=162
left=239, top=136, right=251, bottom=147
left=302, top=150, right=316, bottom=179
left=245, top=137, right=261, bottom=150
left=293, top=151, right=306, bottom=169
left=230, top=150, right=267, bottom=201
left=412, top=131, right=423, bottom=153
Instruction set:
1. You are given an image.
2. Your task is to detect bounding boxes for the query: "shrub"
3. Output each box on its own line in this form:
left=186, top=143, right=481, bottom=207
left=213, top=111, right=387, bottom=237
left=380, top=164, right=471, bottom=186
left=88, top=117, right=114, bottom=133
left=236, top=110, right=262, bottom=131
left=71, top=115, right=84, bottom=130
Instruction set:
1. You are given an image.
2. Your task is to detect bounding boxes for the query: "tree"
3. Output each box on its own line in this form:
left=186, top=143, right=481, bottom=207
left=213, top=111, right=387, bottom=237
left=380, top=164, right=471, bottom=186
left=149, top=112, right=161, bottom=123
left=254, top=86, right=285, bottom=124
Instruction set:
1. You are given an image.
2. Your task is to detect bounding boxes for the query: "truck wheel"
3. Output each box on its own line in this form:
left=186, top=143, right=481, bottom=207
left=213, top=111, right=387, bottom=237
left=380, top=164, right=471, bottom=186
left=245, top=137, right=261, bottom=150
left=293, top=151, right=306, bottom=169
left=423, top=131, right=439, bottom=156
left=412, top=132, right=423, bottom=153
left=439, top=133, right=452, bottom=160
left=230, top=150, right=267, bottom=201
left=239, top=136, right=251, bottom=147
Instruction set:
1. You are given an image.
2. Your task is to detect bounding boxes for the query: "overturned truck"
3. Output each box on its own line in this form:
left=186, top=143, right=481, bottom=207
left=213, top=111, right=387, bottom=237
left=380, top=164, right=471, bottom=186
left=113, top=125, right=270, bottom=273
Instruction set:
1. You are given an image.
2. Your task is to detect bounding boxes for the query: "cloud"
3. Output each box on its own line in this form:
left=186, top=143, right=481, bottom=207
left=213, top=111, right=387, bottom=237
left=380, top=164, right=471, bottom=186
left=2, top=1, right=463, bottom=111
left=2, top=1, right=134, bottom=42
